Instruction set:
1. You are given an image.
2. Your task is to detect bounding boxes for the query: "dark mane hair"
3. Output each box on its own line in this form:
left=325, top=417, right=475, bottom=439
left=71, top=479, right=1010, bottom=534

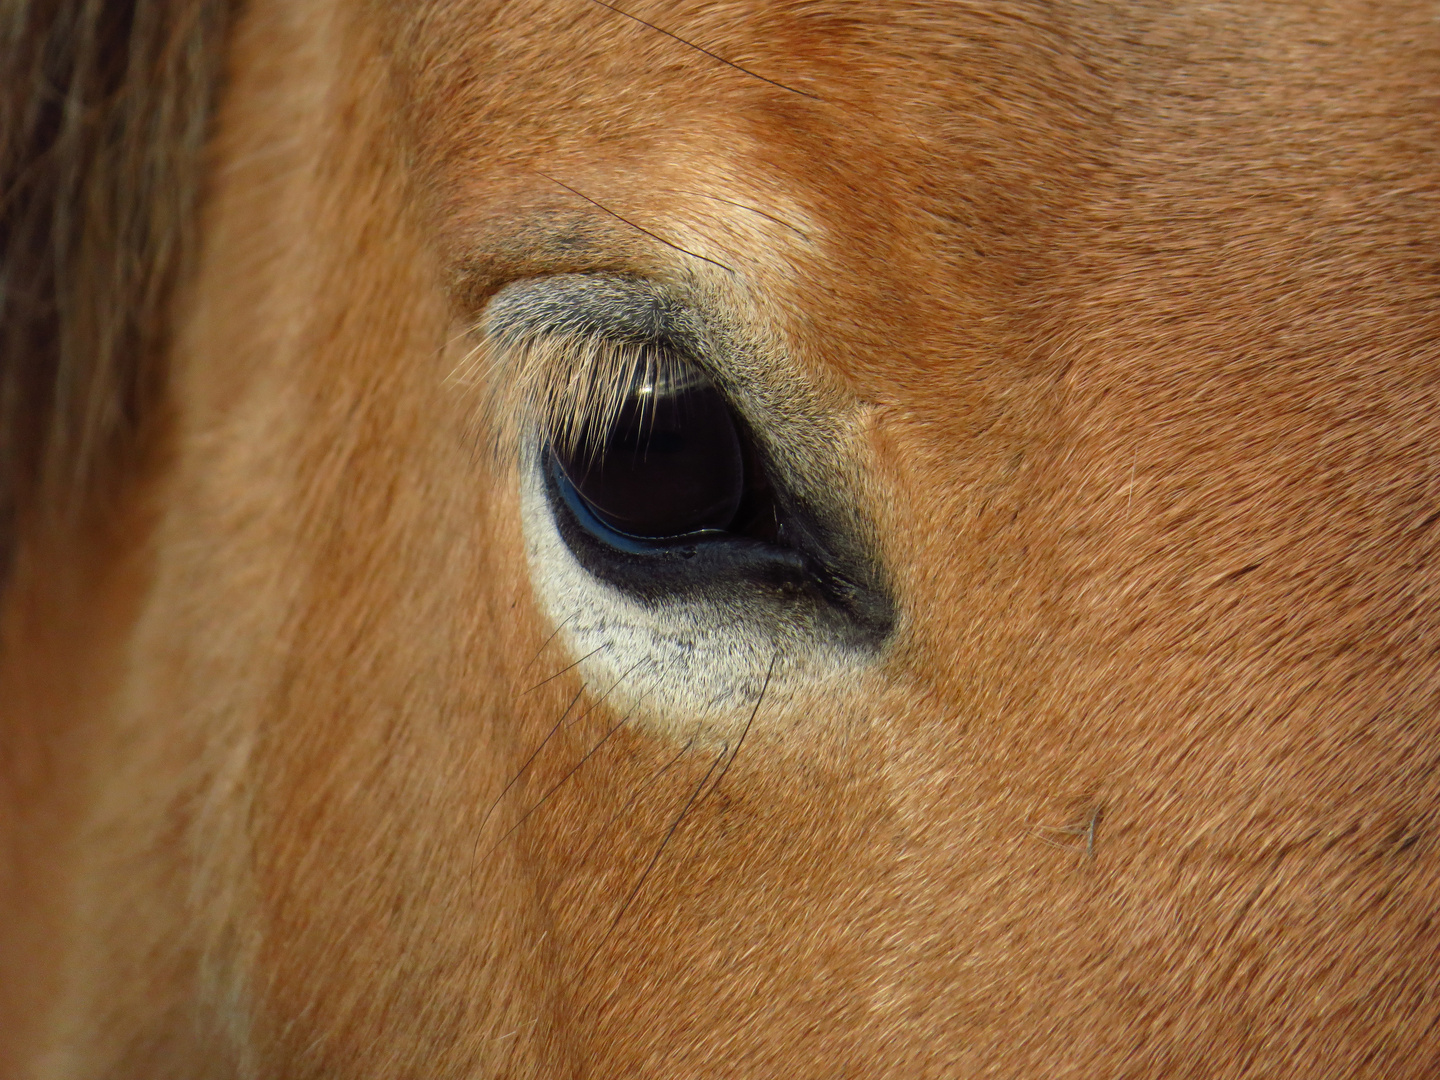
left=0, top=0, right=229, bottom=581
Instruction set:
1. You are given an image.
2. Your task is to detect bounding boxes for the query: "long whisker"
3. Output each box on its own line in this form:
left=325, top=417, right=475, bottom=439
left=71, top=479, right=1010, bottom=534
left=522, top=642, right=608, bottom=695
left=480, top=708, right=637, bottom=862
left=583, top=0, right=823, bottom=102
left=536, top=171, right=735, bottom=275
left=576, top=736, right=696, bottom=869
left=519, top=612, right=577, bottom=677
left=481, top=657, right=664, bottom=860
left=475, top=685, right=586, bottom=841
left=560, top=652, right=659, bottom=731
left=704, top=651, right=777, bottom=802
left=585, top=744, right=728, bottom=972
left=479, top=651, right=638, bottom=850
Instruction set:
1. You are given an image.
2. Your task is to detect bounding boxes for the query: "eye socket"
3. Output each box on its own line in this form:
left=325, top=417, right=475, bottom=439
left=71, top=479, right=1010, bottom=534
left=550, top=361, right=748, bottom=541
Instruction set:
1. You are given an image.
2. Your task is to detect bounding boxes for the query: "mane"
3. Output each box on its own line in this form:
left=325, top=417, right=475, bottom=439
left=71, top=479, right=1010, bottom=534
left=0, top=0, right=230, bottom=584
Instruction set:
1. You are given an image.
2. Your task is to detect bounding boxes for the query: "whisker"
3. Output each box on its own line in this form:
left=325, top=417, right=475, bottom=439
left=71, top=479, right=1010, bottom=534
left=519, top=612, right=578, bottom=677
left=478, top=654, right=642, bottom=852
left=667, top=190, right=811, bottom=240
left=481, top=705, right=636, bottom=861
left=576, top=736, right=696, bottom=869
left=481, top=658, right=664, bottom=861
left=583, top=0, right=823, bottom=102
left=704, top=651, right=777, bottom=803
left=522, top=642, right=609, bottom=695
left=560, top=652, right=659, bottom=731
left=535, top=171, right=736, bottom=275
left=584, top=744, right=728, bottom=972
left=475, top=685, right=586, bottom=841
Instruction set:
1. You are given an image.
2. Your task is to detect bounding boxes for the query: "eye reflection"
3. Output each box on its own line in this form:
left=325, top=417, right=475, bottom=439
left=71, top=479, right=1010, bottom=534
left=550, top=361, right=745, bottom=540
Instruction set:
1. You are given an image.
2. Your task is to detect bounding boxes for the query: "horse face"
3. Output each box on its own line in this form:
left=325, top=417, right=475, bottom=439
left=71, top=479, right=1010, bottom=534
left=37, top=0, right=1440, bottom=1075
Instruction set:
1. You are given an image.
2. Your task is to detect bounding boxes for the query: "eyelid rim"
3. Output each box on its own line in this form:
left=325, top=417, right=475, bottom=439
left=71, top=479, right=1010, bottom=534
left=547, top=450, right=732, bottom=552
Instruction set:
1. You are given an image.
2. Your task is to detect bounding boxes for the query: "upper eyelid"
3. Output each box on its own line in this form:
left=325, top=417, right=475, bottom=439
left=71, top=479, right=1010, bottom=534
left=468, top=274, right=848, bottom=504
left=481, top=274, right=704, bottom=358
left=468, top=275, right=725, bottom=460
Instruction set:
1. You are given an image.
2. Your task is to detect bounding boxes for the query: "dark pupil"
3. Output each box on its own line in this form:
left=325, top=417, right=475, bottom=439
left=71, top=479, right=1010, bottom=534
left=553, top=364, right=744, bottom=539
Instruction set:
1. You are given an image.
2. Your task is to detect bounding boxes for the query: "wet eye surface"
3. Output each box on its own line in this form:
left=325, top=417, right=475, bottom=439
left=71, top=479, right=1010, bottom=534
left=551, top=366, right=746, bottom=540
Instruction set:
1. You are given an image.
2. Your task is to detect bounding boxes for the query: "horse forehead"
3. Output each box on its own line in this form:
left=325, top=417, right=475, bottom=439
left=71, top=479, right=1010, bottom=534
left=393, top=0, right=1440, bottom=403
left=391, top=2, right=1093, bottom=358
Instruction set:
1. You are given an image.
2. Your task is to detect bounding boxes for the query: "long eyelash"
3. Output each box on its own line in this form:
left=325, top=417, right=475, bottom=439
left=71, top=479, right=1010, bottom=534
left=454, top=326, right=685, bottom=463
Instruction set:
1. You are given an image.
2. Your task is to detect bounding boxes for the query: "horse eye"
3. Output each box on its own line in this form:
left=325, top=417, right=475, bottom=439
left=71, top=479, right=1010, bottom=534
left=550, top=363, right=746, bottom=541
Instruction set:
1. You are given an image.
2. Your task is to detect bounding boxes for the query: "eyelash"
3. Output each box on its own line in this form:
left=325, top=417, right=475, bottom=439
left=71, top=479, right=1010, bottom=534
left=544, top=351, right=782, bottom=550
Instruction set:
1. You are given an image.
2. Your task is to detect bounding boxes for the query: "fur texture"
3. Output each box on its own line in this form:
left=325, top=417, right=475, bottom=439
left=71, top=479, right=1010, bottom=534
left=5, top=0, right=1440, bottom=1077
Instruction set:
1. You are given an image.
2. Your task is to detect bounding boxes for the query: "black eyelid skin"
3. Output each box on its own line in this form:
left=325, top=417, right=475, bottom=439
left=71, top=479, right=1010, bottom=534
left=546, top=449, right=894, bottom=650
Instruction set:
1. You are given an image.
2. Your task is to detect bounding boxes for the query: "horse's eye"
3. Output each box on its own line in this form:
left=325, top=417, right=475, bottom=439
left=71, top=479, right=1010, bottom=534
left=550, top=364, right=745, bottom=540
